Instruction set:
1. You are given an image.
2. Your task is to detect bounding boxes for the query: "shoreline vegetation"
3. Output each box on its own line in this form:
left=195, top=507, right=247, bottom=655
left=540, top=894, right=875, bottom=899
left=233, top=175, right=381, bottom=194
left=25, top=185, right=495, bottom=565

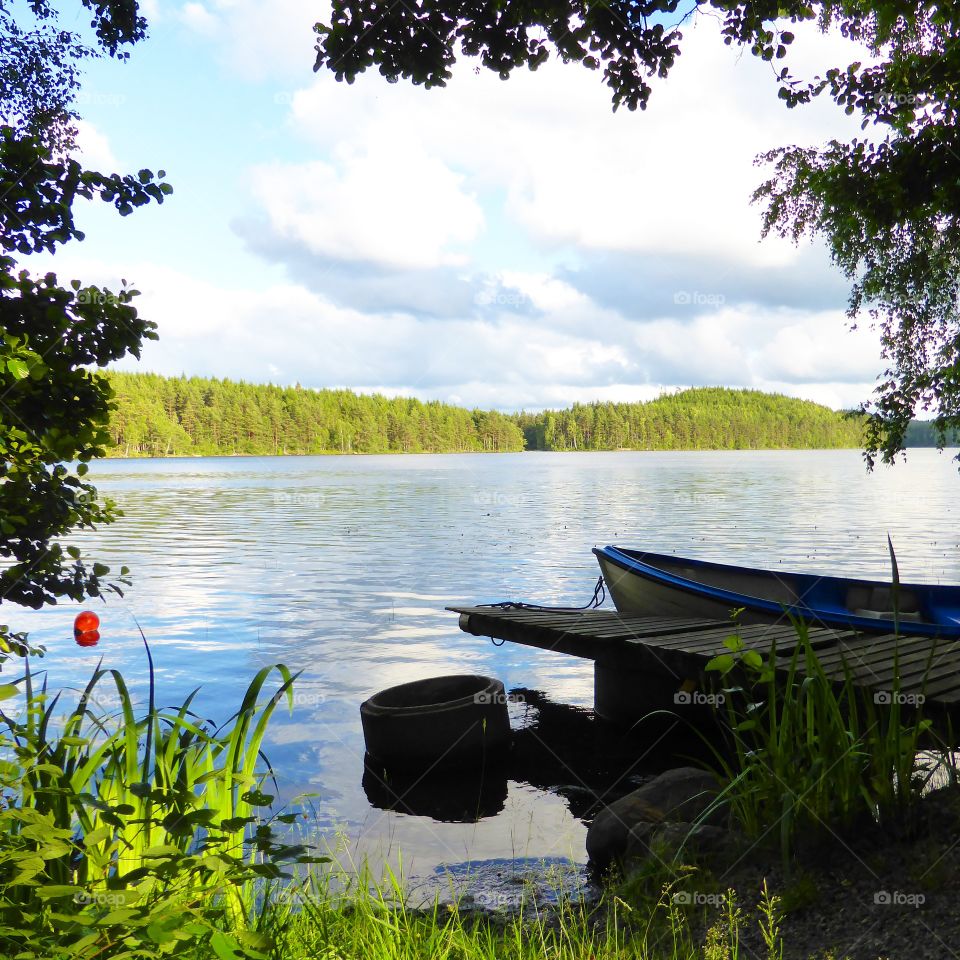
left=4, top=624, right=958, bottom=959
left=102, top=372, right=931, bottom=459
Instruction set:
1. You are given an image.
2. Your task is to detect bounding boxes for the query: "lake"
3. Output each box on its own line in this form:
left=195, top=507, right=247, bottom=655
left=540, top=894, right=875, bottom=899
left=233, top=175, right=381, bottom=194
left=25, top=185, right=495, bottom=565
left=13, top=449, right=960, bottom=893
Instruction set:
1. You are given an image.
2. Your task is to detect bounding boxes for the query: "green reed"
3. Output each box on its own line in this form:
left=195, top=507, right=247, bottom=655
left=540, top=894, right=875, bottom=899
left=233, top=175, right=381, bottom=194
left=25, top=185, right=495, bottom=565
left=0, top=632, right=319, bottom=957
left=703, top=615, right=952, bottom=863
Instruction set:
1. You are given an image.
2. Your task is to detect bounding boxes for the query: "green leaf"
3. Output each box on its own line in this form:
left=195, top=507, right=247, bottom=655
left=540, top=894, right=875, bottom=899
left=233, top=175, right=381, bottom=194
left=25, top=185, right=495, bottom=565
left=210, top=930, right=244, bottom=960
left=35, top=885, right=80, bottom=899
left=240, top=790, right=274, bottom=806
left=219, top=816, right=255, bottom=831
left=37, top=840, right=73, bottom=859
left=742, top=650, right=764, bottom=670
left=142, top=844, right=182, bottom=858
left=147, top=917, right=183, bottom=944
left=100, top=907, right=137, bottom=925
left=83, top=825, right=113, bottom=847
left=705, top=653, right=735, bottom=675
left=236, top=929, right=273, bottom=950
left=0, top=684, right=18, bottom=701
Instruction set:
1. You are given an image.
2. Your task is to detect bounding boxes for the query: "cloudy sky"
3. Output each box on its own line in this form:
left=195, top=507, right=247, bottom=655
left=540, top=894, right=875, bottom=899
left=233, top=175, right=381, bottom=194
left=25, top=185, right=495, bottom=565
left=37, top=0, right=885, bottom=411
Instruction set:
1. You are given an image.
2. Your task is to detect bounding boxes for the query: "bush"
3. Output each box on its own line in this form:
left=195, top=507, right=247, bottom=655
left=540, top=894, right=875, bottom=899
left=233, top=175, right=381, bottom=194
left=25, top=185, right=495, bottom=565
left=704, top=618, right=955, bottom=863
left=0, top=636, right=323, bottom=959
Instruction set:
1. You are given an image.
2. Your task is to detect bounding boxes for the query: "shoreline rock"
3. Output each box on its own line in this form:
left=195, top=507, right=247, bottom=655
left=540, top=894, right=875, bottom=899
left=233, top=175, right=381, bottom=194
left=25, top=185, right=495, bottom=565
left=586, top=766, right=726, bottom=872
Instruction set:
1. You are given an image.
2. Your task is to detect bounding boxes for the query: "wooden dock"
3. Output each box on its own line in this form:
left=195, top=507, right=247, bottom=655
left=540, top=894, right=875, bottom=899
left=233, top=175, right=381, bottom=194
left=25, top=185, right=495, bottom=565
left=449, top=606, right=960, bottom=724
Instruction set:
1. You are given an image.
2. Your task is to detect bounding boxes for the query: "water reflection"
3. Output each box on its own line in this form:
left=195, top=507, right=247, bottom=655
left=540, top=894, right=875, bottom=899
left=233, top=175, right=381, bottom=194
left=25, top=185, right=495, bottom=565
left=12, top=450, right=959, bottom=879
left=361, top=686, right=717, bottom=825
left=362, top=757, right=511, bottom=822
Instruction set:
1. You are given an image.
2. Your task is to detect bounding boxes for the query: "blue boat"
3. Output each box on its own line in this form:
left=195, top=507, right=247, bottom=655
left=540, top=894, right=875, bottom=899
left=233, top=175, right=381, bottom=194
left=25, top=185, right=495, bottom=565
left=593, top=546, right=960, bottom=638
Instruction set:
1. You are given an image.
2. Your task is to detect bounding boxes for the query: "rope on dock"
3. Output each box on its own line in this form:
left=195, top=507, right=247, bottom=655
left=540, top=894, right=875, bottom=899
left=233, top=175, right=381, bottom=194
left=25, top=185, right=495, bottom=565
left=482, top=576, right=606, bottom=614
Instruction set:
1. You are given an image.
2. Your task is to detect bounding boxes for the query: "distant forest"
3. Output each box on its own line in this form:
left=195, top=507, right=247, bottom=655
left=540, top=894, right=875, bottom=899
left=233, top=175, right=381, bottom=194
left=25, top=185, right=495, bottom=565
left=102, top=373, right=953, bottom=457
left=104, top=373, right=525, bottom=456
left=516, top=389, right=863, bottom=451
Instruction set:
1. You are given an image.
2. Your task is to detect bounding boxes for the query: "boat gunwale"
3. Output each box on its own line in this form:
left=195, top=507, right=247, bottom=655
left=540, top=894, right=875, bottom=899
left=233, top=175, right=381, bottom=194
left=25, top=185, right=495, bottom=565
left=594, top=545, right=960, bottom=638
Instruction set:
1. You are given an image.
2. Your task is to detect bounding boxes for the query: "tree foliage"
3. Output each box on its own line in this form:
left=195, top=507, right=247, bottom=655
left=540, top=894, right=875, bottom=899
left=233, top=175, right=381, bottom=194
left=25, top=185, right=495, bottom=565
left=753, top=5, right=960, bottom=465
left=314, top=0, right=811, bottom=112
left=518, top=387, right=865, bottom=451
left=0, top=2, right=168, bottom=620
left=101, top=375, right=876, bottom=455
left=315, top=0, right=960, bottom=465
left=105, top=372, right=526, bottom=455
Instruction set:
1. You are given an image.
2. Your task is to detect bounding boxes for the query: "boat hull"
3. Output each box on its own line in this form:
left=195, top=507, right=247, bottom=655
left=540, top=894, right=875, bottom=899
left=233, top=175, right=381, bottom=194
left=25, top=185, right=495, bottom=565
left=595, top=551, right=784, bottom=625
left=593, top=546, right=960, bottom=638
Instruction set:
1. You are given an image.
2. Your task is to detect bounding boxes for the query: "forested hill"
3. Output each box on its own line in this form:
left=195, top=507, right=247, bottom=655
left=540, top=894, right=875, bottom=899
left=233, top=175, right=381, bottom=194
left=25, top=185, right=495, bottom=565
left=103, top=375, right=872, bottom=457
left=516, top=388, right=865, bottom=451
left=105, top=373, right=525, bottom=456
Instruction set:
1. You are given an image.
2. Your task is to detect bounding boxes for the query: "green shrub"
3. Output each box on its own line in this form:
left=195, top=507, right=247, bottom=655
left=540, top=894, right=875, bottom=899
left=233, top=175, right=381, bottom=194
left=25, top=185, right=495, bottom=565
left=704, top=618, right=953, bottom=863
left=0, top=636, right=324, bottom=958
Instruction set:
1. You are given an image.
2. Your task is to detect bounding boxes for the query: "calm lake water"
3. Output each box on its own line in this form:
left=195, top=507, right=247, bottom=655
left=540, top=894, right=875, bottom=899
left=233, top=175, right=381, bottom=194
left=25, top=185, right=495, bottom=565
left=14, top=449, right=960, bottom=893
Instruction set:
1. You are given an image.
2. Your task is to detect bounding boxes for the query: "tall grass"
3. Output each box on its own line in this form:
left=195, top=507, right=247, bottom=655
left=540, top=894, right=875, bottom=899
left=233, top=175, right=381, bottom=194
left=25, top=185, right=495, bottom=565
left=703, top=616, right=953, bottom=862
left=0, top=630, right=802, bottom=960
left=0, top=634, right=322, bottom=958
left=253, top=859, right=787, bottom=960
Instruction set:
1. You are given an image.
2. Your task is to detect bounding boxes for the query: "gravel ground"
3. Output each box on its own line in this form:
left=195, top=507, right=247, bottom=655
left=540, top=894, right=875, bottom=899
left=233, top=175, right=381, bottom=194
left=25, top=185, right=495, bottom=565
left=410, top=785, right=960, bottom=959
left=697, top=785, right=960, bottom=960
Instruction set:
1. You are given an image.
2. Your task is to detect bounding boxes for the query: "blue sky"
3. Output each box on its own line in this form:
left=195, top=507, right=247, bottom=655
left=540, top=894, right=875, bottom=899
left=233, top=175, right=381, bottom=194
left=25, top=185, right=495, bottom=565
left=33, top=0, right=884, bottom=411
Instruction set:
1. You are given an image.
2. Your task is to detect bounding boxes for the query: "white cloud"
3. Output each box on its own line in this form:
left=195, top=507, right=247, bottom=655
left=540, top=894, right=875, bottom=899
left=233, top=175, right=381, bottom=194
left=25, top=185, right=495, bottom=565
left=281, top=16, right=869, bottom=267
left=178, top=0, right=321, bottom=81
left=754, top=312, right=882, bottom=384
left=73, top=120, right=118, bottom=170
left=140, top=0, right=162, bottom=21
left=179, top=2, right=218, bottom=35
left=53, top=9, right=887, bottom=411
left=496, top=273, right=589, bottom=314
left=249, top=150, right=484, bottom=270
left=39, top=255, right=882, bottom=412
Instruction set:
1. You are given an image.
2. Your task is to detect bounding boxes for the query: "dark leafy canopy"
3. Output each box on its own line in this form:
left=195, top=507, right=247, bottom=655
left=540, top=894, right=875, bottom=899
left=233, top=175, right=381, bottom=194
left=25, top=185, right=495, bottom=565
left=754, top=4, right=960, bottom=466
left=0, top=1, right=169, bottom=617
left=314, top=0, right=813, bottom=112
left=315, top=0, right=960, bottom=465
left=0, top=0, right=146, bottom=148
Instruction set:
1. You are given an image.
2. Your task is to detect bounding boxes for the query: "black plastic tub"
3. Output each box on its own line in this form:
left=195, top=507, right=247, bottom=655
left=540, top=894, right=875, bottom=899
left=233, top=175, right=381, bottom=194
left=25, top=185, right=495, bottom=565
left=360, top=675, right=511, bottom=771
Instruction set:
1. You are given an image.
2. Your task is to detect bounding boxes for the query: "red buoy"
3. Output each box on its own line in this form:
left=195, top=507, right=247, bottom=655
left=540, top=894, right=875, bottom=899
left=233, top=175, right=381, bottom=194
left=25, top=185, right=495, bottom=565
left=74, top=610, right=100, bottom=634
left=74, top=611, right=101, bottom=646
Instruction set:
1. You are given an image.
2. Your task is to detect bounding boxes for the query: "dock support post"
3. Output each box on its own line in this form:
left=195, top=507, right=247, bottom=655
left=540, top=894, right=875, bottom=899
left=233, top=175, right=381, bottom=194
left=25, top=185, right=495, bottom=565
left=593, top=659, right=682, bottom=725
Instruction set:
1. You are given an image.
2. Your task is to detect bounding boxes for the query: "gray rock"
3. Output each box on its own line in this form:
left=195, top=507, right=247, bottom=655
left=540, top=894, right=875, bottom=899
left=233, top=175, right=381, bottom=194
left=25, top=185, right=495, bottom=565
left=585, top=766, right=725, bottom=871
left=626, top=821, right=729, bottom=863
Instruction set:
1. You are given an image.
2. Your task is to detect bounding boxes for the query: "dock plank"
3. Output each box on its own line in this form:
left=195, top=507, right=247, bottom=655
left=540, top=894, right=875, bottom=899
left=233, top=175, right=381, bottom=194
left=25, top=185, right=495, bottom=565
left=449, top=605, right=960, bottom=725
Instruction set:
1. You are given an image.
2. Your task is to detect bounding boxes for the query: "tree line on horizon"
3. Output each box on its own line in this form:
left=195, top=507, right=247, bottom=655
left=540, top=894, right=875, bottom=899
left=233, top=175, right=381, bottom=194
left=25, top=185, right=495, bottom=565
left=102, top=373, right=954, bottom=458
left=104, top=372, right=525, bottom=456
left=516, top=388, right=865, bottom=451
